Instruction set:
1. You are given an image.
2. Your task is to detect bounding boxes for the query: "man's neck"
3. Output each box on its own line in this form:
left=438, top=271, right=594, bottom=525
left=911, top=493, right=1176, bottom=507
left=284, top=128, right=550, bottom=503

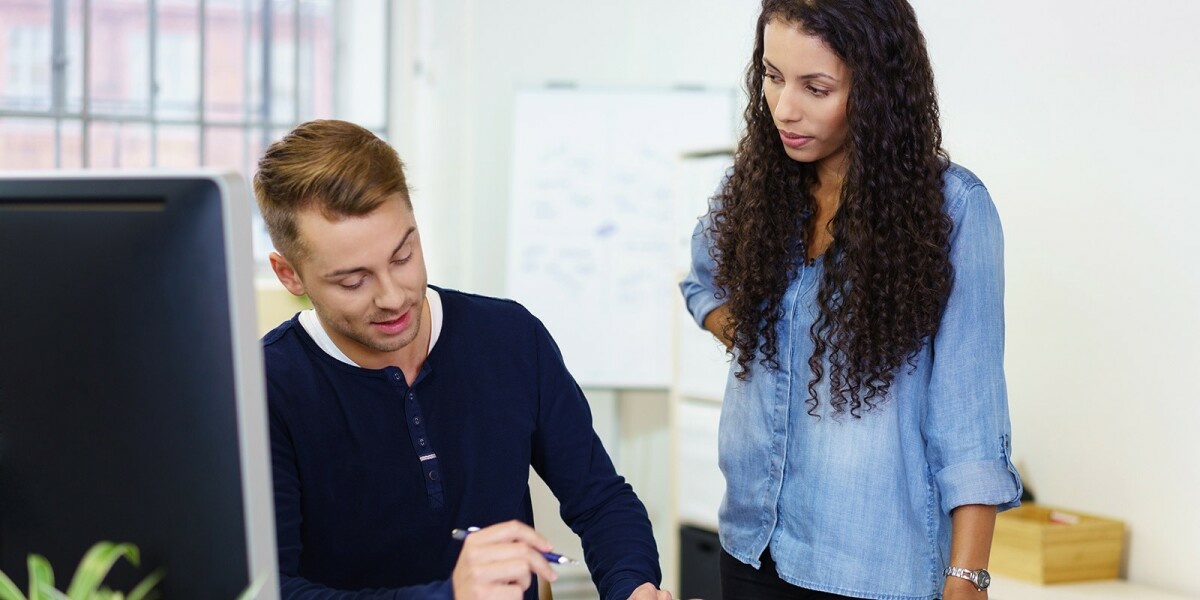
left=345, top=297, right=432, bottom=381
left=394, top=298, right=432, bottom=385
left=307, top=294, right=435, bottom=381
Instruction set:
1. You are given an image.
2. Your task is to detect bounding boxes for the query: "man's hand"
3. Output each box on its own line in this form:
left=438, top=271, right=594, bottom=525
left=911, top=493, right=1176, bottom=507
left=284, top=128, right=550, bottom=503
left=452, top=520, right=557, bottom=600
left=628, top=582, right=672, bottom=600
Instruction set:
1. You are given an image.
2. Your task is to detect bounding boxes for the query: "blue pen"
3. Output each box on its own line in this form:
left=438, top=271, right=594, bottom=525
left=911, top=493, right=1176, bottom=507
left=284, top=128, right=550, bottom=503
left=451, top=527, right=580, bottom=565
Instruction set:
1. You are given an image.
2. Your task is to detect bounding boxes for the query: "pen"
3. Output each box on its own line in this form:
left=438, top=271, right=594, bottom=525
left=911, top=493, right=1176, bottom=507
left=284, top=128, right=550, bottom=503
left=450, top=527, right=580, bottom=565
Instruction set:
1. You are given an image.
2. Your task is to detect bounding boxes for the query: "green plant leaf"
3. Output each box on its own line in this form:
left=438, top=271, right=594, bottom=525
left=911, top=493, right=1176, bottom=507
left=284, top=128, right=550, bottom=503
left=64, top=543, right=139, bottom=599
left=124, top=570, right=163, bottom=600
left=26, top=554, right=54, bottom=600
left=32, top=589, right=66, bottom=600
left=0, top=567, right=29, bottom=600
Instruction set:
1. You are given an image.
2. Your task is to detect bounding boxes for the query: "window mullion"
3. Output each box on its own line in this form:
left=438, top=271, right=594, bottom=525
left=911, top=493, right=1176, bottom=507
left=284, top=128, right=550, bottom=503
left=51, top=0, right=68, bottom=167
left=149, top=0, right=158, bottom=166
left=242, top=0, right=252, bottom=174
left=260, top=0, right=272, bottom=149
left=198, top=0, right=207, bottom=165
left=81, top=0, right=92, bottom=167
left=384, top=0, right=393, bottom=134
left=331, top=0, right=341, bottom=119
left=292, top=0, right=300, bottom=124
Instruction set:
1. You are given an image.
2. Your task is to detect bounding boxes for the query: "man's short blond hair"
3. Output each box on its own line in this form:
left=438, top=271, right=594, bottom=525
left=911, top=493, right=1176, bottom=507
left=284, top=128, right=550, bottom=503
left=253, top=119, right=410, bottom=261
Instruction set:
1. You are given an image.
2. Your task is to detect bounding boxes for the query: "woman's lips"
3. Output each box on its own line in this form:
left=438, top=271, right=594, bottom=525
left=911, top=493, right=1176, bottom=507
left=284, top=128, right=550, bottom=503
left=779, top=130, right=813, bottom=149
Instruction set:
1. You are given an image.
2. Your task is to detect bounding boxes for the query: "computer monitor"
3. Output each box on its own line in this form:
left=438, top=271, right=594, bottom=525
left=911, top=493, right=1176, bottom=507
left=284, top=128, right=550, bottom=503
left=0, top=171, right=279, bottom=599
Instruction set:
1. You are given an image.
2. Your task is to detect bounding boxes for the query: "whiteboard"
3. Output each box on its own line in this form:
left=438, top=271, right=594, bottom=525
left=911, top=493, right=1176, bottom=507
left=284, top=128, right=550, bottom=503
left=506, top=88, right=735, bottom=388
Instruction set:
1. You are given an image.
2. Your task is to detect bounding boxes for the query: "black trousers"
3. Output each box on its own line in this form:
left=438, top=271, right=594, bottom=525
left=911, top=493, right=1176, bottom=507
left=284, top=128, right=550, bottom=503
left=719, top=549, right=860, bottom=600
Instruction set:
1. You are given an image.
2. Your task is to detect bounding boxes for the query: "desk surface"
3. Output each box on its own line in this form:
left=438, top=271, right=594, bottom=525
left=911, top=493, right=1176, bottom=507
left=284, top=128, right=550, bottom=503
left=990, top=574, right=1197, bottom=599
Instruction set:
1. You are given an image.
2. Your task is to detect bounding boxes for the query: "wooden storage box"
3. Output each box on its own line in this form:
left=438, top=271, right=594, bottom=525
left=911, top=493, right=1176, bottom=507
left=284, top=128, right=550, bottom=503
left=990, top=503, right=1125, bottom=584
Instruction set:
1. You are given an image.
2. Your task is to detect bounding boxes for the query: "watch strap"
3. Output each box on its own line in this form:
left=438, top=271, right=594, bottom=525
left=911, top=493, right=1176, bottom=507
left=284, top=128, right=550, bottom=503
left=943, top=565, right=990, bottom=591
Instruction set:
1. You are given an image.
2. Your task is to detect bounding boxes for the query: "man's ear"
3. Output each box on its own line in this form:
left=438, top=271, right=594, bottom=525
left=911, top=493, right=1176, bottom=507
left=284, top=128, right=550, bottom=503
left=270, top=251, right=307, bottom=297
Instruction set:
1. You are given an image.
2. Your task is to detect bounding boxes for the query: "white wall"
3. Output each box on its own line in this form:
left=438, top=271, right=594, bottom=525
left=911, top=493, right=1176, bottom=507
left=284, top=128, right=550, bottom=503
left=402, top=0, right=758, bottom=295
left=914, top=1, right=1200, bottom=594
left=395, top=1, right=1200, bottom=595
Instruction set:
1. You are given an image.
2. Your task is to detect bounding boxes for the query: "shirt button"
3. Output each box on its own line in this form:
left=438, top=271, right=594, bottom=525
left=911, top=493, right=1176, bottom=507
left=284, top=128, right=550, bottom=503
left=418, top=438, right=426, bottom=447
left=428, top=470, right=439, bottom=481
left=392, top=372, right=401, bottom=381
left=413, top=416, right=421, bottom=425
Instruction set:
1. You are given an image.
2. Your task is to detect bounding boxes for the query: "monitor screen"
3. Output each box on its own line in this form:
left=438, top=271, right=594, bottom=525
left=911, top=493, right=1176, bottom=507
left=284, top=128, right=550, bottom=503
left=0, top=171, right=278, bottom=599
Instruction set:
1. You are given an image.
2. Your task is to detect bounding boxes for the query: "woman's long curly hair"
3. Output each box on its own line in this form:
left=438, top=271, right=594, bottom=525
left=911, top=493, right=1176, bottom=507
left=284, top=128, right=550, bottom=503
left=711, top=0, right=953, bottom=417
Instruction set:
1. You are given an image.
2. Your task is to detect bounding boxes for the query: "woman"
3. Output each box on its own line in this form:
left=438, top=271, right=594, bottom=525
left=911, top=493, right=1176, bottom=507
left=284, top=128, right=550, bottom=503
left=680, top=1, right=1023, bottom=599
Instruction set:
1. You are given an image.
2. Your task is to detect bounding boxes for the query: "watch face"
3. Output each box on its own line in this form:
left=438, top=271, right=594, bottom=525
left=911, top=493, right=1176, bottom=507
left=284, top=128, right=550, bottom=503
left=976, top=569, right=991, bottom=589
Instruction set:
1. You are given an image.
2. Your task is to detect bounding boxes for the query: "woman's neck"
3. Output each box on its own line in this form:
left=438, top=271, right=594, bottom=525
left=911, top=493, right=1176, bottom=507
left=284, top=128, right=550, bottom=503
left=807, top=161, right=846, bottom=261
left=813, top=153, right=847, bottom=206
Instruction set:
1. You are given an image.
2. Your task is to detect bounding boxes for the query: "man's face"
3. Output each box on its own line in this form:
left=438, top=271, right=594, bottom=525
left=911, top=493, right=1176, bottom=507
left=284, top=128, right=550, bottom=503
left=272, top=194, right=428, bottom=368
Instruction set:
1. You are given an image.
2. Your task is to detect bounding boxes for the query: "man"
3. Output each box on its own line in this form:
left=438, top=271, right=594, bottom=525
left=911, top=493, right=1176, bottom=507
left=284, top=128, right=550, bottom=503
left=253, top=119, right=671, bottom=600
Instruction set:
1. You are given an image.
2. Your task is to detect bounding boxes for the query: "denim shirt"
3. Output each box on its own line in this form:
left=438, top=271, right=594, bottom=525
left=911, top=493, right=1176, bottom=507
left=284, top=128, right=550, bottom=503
left=679, top=163, right=1023, bottom=600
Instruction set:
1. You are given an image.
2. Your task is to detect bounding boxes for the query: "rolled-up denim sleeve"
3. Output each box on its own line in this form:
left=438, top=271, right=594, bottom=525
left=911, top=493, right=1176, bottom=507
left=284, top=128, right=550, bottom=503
left=679, top=181, right=726, bottom=329
left=924, top=176, right=1024, bottom=515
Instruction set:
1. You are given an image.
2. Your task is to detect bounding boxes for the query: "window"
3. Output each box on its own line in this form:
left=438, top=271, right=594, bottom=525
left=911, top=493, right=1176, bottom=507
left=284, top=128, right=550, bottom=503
left=0, top=0, right=392, bottom=269
left=4, top=24, right=51, bottom=109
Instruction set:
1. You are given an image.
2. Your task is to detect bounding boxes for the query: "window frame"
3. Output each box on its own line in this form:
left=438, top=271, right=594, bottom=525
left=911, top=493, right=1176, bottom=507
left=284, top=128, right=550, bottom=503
left=0, top=0, right=391, bottom=172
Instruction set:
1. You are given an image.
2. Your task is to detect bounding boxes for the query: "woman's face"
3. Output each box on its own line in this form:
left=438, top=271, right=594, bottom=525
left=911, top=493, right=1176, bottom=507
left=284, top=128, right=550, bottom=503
left=761, top=18, right=851, bottom=174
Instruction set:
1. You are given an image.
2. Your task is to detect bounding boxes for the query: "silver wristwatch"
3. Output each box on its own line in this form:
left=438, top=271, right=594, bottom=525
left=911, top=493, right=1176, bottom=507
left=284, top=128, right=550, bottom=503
left=943, top=566, right=991, bottom=591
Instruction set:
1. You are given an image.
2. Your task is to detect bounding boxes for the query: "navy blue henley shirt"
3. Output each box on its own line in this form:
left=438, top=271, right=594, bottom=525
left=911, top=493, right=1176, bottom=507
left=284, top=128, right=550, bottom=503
left=264, top=286, right=661, bottom=599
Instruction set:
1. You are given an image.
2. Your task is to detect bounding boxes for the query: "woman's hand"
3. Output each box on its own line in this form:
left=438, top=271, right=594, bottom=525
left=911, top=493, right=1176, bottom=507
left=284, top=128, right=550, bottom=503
left=702, top=305, right=734, bottom=350
left=942, top=505, right=996, bottom=600
left=942, top=575, right=987, bottom=600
